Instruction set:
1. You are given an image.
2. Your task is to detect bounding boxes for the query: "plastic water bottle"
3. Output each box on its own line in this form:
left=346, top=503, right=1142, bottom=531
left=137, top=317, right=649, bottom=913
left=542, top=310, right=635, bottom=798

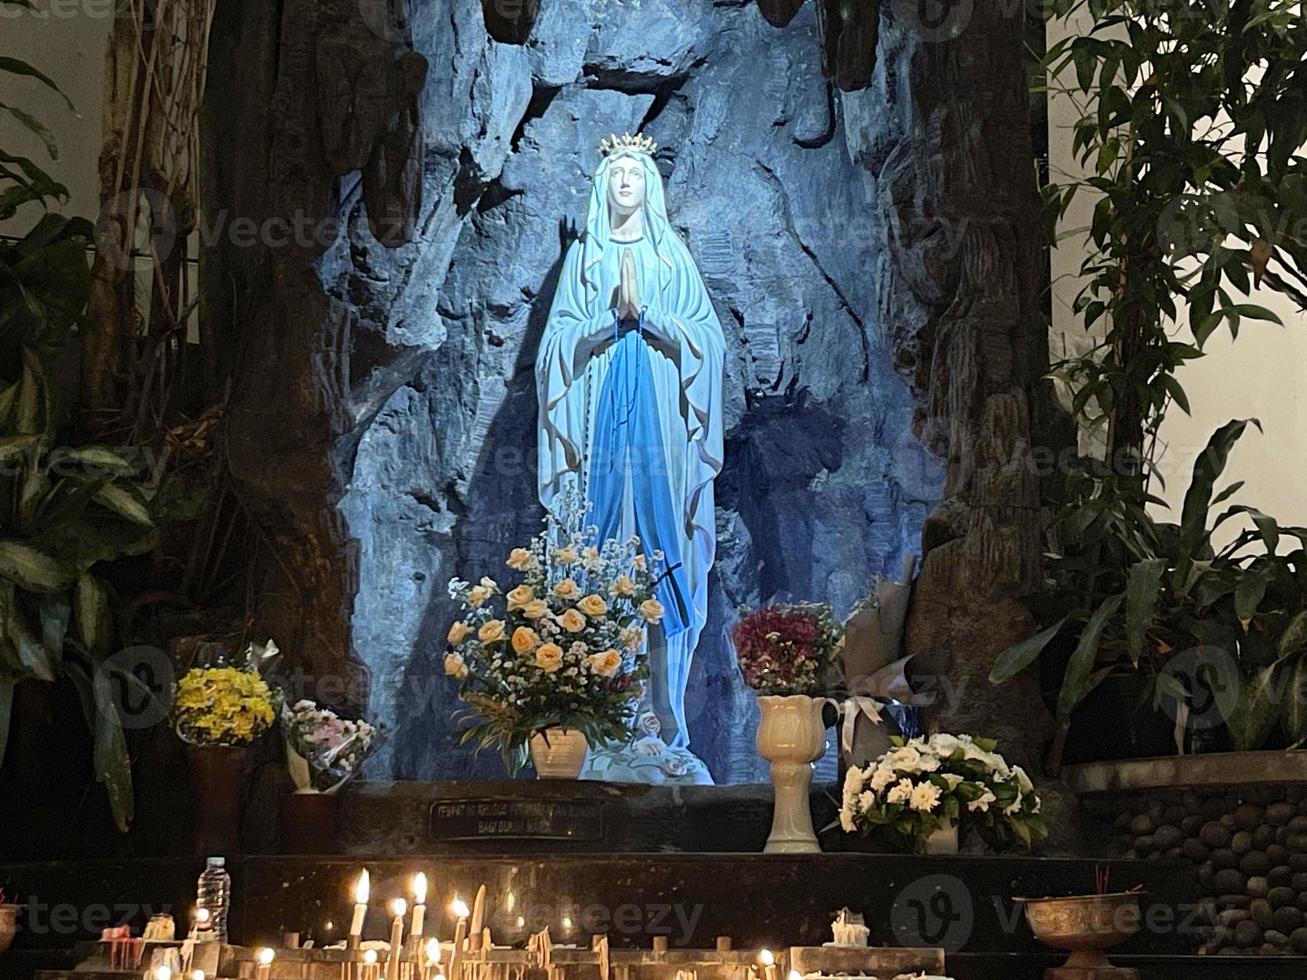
left=195, top=856, right=231, bottom=944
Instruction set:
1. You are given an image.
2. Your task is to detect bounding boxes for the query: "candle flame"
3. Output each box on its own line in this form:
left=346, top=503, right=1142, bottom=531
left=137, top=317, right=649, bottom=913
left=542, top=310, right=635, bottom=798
left=759, top=950, right=775, bottom=967
left=788, top=971, right=802, bottom=980
left=195, top=908, right=210, bottom=924
left=364, top=950, right=379, bottom=965
left=354, top=869, right=371, bottom=904
left=193, top=971, right=206, bottom=980
left=154, top=967, right=172, bottom=980
left=451, top=898, right=470, bottom=919
left=425, top=938, right=442, bottom=964
left=392, top=898, right=408, bottom=918
left=258, top=948, right=275, bottom=965
left=413, top=872, right=428, bottom=904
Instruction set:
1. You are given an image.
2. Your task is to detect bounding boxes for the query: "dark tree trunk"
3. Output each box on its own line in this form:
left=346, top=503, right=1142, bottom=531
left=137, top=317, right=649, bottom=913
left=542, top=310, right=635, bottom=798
left=865, top=6, right=1054, bottom=770
left=203, top=0, right=429, bottom=708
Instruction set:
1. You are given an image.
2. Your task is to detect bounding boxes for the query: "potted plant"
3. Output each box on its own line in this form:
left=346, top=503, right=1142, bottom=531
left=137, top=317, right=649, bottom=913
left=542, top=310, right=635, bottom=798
left=992, top=421, right=1307, bottom=768
left=839, top=734, right=1048, bottom=855
left=173, top=643, right=276, bottom=854
left=1000, top=2, right=1307, bottom=768
left=0, top=44, right=164, bottom=835
left=443, top=492, right=659, bottom=777
left=732, top=601, right=844, bottom=853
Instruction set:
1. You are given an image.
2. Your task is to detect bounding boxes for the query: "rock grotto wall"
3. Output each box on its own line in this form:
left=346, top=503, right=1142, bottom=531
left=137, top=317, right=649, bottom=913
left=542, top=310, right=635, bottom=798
left=335, top=0, right=935, bottom=780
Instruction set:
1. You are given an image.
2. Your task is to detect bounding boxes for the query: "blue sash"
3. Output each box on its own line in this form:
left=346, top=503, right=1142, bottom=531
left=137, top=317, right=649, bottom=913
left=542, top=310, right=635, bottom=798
left=587, top=311, right=692, bottom=637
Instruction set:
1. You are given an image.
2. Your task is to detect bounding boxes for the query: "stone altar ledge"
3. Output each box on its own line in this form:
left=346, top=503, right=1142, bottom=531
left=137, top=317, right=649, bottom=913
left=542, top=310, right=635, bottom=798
left=339, top=780, right=839, bottom=855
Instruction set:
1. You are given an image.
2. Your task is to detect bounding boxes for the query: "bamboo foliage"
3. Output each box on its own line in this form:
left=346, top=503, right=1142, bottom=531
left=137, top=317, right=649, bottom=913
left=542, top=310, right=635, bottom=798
left=86, top=0, right=216, bottom=442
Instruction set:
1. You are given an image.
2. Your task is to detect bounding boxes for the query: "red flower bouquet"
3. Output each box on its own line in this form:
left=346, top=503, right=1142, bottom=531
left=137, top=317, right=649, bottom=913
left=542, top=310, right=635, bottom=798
left=731, top=602, right=843, bottom=694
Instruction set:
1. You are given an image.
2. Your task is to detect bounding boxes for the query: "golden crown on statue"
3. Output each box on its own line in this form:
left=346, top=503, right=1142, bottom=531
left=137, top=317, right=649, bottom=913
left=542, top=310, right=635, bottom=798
left=599, top=131, right=658, bottom=157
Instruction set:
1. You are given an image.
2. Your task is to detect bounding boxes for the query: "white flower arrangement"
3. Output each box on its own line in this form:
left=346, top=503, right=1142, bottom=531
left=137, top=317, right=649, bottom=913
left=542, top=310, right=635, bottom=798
left=443, top=491, right=663, bottom=772
left=839, top=733, right=1048, bottom=850
left=280, top=698, right=382, bottom=793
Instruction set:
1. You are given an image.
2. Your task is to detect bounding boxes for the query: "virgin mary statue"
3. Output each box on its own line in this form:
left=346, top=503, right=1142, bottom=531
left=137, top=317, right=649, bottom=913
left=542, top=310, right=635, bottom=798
left=535, top=133, right=724, bottom=784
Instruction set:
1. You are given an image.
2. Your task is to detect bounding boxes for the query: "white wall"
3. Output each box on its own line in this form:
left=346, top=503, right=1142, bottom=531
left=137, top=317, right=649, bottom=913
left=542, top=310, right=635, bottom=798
left=0, top=3, right=111, bottom=231
left=1047, top=15, right=1307, bottom=535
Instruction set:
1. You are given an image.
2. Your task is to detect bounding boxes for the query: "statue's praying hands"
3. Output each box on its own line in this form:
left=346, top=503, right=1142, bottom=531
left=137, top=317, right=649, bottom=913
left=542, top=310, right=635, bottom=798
left=617, top=249, right=641, bottom=322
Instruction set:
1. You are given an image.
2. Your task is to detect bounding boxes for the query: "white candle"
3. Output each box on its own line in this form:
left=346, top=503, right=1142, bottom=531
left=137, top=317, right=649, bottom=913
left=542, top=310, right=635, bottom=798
left=387, top=899, right=407, bottom=980
left=468, top=887, right=486, bottom=951
left=411, top=873, right=428, bottom=941
left=255, top=948, right=275, bottom=980
left=349, top=871, right=371, bottom=946
left=449, top=898, right=469, bottom=980
left=759, top=949, right=778, bottom=980
left=363, top=949, right=379, bottom=980
left=422, top=939, right=442, bottom=980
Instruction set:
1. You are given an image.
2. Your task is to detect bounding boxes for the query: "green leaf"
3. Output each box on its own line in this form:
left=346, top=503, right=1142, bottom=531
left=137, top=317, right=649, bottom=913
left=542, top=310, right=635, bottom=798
left=1125, top=558, right=1167, bottom=661
left=1058, top=593, right=1124, bottom=721
left=74, top=574, right=109, bottom=656
left=990, top=618, right=1068, bottom=684
left=1234, top=568, right=1270, bottom=626
left=1227, top=663, right=1284, bottom=752
left=0, top=56, right=74, bottom=109
left=38, top=594, right=70, bottom=665
left=1177, top=420, right=1260, bottom=580
left=1280, top=611, right=1307, bottom=661
left=0, top=540, right=74, bottom=592
left=0, top=103, right=59, bottom=160
left=1284, top=659, right=1307, bottom=745
left=93, top=484, right=154, bottom=526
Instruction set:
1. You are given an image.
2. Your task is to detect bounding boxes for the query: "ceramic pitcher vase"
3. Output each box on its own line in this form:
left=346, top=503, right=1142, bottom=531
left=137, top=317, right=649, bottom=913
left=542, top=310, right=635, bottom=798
left=530, top=727, right=589, bottom=779
left=756, top=694, right=830, bottom=853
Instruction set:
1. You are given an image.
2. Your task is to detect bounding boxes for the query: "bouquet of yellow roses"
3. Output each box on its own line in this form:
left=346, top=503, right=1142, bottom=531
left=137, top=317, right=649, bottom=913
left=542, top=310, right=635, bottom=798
left=444, top=493, right=664, bottom=772
left=174, top=644, right=277, bottom=746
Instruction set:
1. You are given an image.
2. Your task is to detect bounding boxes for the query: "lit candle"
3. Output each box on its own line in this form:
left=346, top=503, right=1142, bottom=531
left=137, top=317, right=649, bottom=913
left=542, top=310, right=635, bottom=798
left=788, top=971, right=802, bottom=980
left=363, top=949, right=379, bottom=980
left=759, top=949, right=778, bottom=980
left=192, top=972, right=206, bottom=980
left=423, top=939, right=442, bottom=980
left=349, top=871, right=371, bottom=948
left=411, top=873, right=428, bottom=942
left=449, top=899, right=469, bottom=980
left=255, top=948, right=275, bottom=980
left=193, top=907, right=211, bottom=941
left=154, top=967, right=173, bottom=980
left=387, top=900, right=407, bottom=980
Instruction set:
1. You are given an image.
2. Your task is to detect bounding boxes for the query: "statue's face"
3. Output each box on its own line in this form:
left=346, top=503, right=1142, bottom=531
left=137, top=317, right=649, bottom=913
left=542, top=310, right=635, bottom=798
left=606, top=155, right=646, bottom=220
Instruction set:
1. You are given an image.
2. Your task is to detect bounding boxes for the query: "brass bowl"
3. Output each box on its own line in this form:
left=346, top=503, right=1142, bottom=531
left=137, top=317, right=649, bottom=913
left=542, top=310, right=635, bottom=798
left=0, top=904, right=19, bottom=955
left=1016, top=892, right=1142, bottom=970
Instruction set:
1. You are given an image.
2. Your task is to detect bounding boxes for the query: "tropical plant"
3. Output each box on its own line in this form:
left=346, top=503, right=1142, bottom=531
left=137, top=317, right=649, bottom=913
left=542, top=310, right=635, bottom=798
left=0, top=34, right=162, bottom=830
left=991, top=420, right=1307, bottom=765
left=1041, top=0, right=1306, bottom=464
left=992, top=1, right=1307, bottom=767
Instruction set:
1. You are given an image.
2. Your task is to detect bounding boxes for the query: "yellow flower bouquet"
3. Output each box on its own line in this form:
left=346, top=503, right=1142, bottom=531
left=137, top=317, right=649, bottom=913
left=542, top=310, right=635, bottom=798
left=174, top=660, right=276, bottom=747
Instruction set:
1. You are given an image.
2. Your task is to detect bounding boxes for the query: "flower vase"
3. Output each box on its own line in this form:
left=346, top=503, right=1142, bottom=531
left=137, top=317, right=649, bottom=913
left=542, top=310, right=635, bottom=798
left=0, top=904, right=18, bottom=954
left=756, top=694, right=829, bottom=853
left=530, top=728, right=589, bottom=779
left=187, top=744, right=246, bottom=857
left=279, top=791, right=339, bottom=854
left=920, top=819, right=959, bottom=855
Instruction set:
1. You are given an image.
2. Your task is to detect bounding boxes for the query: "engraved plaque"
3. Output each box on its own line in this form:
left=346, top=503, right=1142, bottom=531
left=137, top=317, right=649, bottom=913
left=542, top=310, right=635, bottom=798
left=429, top=797, right=605, bottom=842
